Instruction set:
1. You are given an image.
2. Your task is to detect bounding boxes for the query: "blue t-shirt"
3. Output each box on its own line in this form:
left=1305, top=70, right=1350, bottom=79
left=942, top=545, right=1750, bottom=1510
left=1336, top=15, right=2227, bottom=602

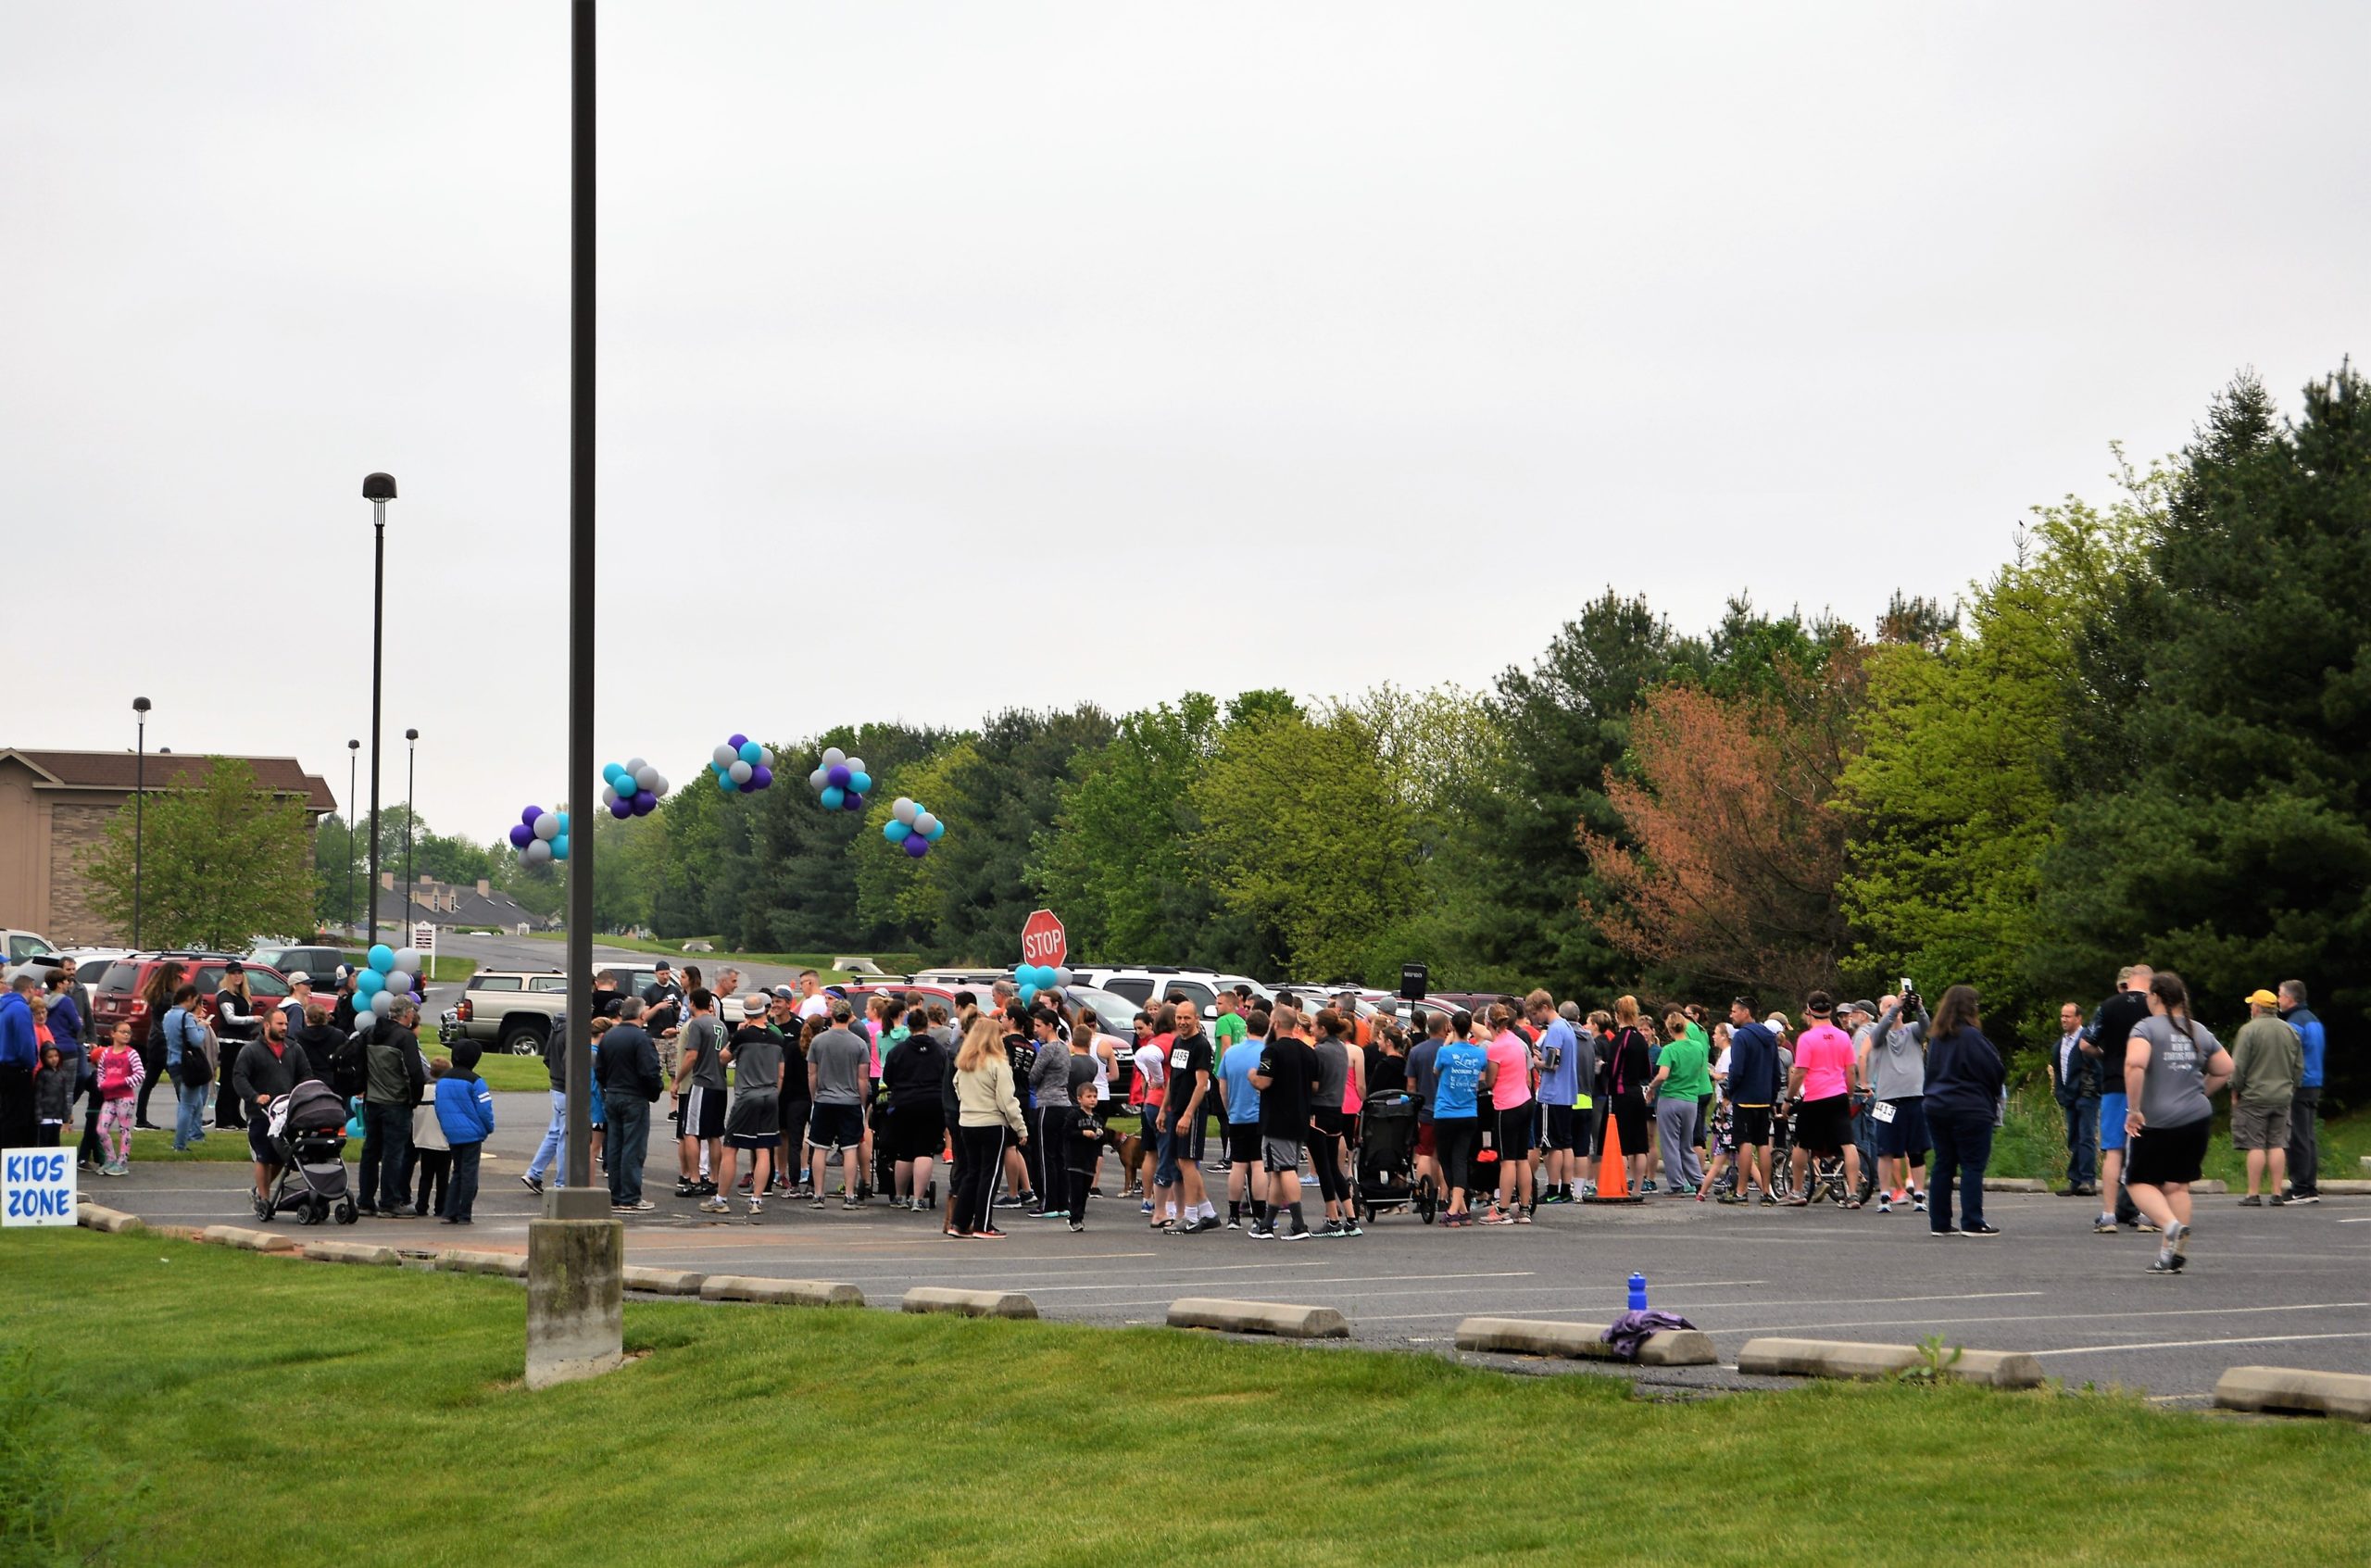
left=1218, top=1038, right=1263, bottom=1124
left=1432, top=1041, right=1488, bottom=1119
left=1537, top=1019, right=1580, bottom=1106
left=1408, top=1038, right=1443, bottom=1120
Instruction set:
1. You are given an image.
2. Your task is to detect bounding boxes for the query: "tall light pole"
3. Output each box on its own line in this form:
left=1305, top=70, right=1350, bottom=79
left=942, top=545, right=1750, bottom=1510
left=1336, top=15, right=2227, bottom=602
left=132, top=697, right=150, bottom=947
left=403, top=728, right=419, bottom=936
left=362, top=472, right=396, bottom=949
left=345, top=739, right=360, bottom=935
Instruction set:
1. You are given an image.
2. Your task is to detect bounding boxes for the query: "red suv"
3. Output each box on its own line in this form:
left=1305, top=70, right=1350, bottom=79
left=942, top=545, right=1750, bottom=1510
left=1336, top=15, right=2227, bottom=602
left=92, top=951, right=298, bottom=1039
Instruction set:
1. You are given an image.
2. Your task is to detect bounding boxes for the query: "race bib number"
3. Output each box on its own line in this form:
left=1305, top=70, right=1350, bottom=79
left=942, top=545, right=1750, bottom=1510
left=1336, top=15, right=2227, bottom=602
left=1170, top=1047, right=1190, bottom=1070
left=1871, top=1100, right=1897, bottom=1123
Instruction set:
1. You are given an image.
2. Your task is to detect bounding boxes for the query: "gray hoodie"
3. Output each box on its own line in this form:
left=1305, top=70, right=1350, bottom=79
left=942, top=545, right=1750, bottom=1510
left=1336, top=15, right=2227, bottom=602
left=1867, top=1001, right=1929, bottom=1100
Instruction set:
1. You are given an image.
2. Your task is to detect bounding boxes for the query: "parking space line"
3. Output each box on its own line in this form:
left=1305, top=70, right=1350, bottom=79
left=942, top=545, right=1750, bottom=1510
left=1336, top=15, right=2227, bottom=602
left=2030, top=1331, right=2371, bottom=1357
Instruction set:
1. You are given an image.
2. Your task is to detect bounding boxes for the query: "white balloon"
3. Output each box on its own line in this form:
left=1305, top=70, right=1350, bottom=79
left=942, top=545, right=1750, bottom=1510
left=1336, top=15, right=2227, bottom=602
left=892, top=797, right=918, bottom=824
left=912, top=810, right=937, bottom=835
left=370, top=990, right=394, bottom=1015
left=601, top=784, right=618, bottom=805
left=625, top=756, right=646, bottom=773
left=634, top=765, right=659, bottom=791
left=395, top=947, right=421, bottom=971
left=713, top=744, right=736, bottom=767
left=728, top=759, right=754, bottom=784
left=845, top=757, right=866, bottom=775
left=533, top=811, right=560, bottom=840
left=523, top=838, right=553, bottom=865
left=757, top=746, right=774, bottom=769
left=808, top=768, right=827, bottom=791
left=822, top=746, right=846, bottom=767
left=651, top=775, right=668, bottom=796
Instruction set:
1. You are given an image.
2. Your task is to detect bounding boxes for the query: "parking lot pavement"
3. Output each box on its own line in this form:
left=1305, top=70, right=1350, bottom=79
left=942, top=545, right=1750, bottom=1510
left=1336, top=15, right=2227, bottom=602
left=82, top=1154, right=2370, bottom=1401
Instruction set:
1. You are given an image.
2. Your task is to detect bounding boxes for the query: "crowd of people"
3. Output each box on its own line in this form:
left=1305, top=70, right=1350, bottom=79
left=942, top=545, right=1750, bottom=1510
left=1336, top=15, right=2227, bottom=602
left=0, top=951, right=2329, bottom=1275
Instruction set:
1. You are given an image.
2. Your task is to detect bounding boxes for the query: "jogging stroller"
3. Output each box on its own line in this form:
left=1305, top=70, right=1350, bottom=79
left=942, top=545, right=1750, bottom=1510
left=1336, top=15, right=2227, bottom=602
left=263, top=1079, right=359, bottom=1225
left=1351, top=1092, right=1431, bottom=1223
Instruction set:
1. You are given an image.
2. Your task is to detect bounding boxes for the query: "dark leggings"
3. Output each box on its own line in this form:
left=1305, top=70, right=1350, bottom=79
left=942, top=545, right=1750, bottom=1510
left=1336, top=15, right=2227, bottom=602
left=1435, top=1116, right=1478, bottom=1198
left=951, top=1123, right=1005, bottom=1234
left=1308, top=1113, right=1348, bottom=1203
left=79, top=1100, right=104, bottom=1166
left=136, top=1044, right=166, bottom=1123
left=1064, top=1167, right=1093, bottom=1226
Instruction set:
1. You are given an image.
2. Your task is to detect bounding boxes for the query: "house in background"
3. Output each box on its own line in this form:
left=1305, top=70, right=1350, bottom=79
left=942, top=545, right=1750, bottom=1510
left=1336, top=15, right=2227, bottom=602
left=0, top=748, right=337, bottom=945
left=370, top=872, right=551, bottom=935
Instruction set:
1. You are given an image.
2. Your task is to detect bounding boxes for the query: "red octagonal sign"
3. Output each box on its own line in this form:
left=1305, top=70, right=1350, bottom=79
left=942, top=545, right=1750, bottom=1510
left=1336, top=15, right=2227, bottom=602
left=1021, top=909, right=1067, bottom=969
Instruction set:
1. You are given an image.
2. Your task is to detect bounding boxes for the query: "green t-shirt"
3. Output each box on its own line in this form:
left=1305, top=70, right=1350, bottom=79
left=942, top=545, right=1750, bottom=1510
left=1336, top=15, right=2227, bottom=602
left=1657, top=1036, right=1714, bottom=1099
left=1212, top=1013, right=1248, bottom=1048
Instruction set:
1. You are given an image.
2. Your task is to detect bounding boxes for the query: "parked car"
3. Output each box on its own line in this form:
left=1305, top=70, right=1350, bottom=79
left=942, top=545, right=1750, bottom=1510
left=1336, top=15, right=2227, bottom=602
left=91, top=951, right=297, bottom=1041
left=1067, top=967, right=1238, bottom=1011
left=1, top=929, right=62, bottom=985
left=453, top=965, right=753, bottom=1053
left=56, top=947, right=133, bottom=996
left=249, top=944, right=351, bottom=984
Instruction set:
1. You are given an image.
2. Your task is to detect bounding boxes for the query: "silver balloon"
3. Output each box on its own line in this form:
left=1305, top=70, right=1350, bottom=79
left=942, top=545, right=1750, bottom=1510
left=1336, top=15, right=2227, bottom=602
left=522, top=838, right=553, bottom=865
left=370, top=989, right=395, bottom=1015
left=912, top=810, right=937, bottom=835
left=892, top=797, right=918, bottom=824
left=625, top=756, right=646, bottom=774
left=822, top=746, right=846, bottom=767
left=728, top=759, right=754, bottom=784
left=1054, top=966, right=1073, bottom=987
left=532, top=811, right=560, bottom=841
left=808, top=768, right=827, bottom=791
left=634, top=765, right=659, bottom=791
left=845, top=757, right=866, bottom=775
left=600, top=784, right=618, bottom=805
left=395, top=947, right=422, bottom=971
left=756, top=746, right=774, bottom=769
left=712, top=744, right=736, bottom=767
left=651, top=774, right=669, bottom=796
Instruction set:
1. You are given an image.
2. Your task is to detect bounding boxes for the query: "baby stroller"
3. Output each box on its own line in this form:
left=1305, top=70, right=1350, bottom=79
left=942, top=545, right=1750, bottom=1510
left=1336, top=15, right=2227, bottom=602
left=263, top=1079, right=359, bottom=1225
left=1351, top=1092, right=1430, bottom=1223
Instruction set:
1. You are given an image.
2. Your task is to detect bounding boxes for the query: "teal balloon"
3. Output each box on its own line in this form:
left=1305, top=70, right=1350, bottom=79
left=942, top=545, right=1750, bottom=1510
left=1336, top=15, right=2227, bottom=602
left=738, top=740, right=763, bottom=765
left=820, top=784, right=845, bottom=809
left=1018, top=984, right=1036, bottom=1007
left=604, top=763, right=624, bottom=784
left=368, top=944, right=395, bottom=973
left=720, top=773, right=741, bottom=793
left=356, top=968, right=384, bottom=996
left=884, top=820, right=911, bottom=843
left=848, top=771, right=872, bottom=795
left=928, top=820, right=947, bottom=841
left=553, top=834, right=569, bottom=860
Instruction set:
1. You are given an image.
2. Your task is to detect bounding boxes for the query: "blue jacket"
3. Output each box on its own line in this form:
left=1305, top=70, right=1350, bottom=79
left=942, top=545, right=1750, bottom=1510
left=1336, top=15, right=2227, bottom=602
left=0, top=992, right=32, bottom=1071
left=1925, top=1026, right=2005, bottom=1121
left=45, top=993, right=82, bottom=1048
left=2282, top=1006, right=2326, bottom=1090
left=433, top=1073, right=496, bottom=1145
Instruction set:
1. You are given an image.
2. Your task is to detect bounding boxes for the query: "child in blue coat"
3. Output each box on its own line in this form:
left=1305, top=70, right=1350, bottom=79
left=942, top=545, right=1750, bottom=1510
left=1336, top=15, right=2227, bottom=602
left=433, top=1041, right=496, bottom=1223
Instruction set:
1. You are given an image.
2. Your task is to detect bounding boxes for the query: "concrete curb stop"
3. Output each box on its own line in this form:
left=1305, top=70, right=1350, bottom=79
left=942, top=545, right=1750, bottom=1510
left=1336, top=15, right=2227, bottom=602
left=697, top=1275, right=862, bottom=1307
left=621, top=1265, right=709, bottom=1297
left=2214, top=1365, right=2371, bottom=1422
left=2320, top=1178, right=2370, bottom=1194
left=199, top=1224, right=296, bottom=1253
left=1453, top=1316, right=1715, bottom=1366
left=902, top=1286, right=1037, bottom=1320
left=1980, top=1177, right=2049, bottom=1193
left=1167, top=1298, right=1349, bottom=1339
left=75, top=1203, right=144, bottom=1235
left=302, top=1240, right=399, bottom=1266
left=435, top=1249, right=530, bottom=1278
left=1737, top=1336, right=2043, bottom=1388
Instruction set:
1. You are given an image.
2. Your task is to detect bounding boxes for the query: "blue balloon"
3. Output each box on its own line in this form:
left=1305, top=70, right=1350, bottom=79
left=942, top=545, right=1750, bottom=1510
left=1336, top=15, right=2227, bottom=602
left=738, top=740, right=763, bottom=765
left=819, top=784, right=844, bottom=809
left=884, top=820, right=911, bottom=842
left=848, top=771, right=872, bottom=795
left=557, top=811, right=570, bottom=833
left=928, top=820, right=947, bottom=841
left=720, top=773, right=741, bottom=794
left=356, top=968, right=384, bottom=996
left=368, top=944, right=395, bottom=973
left=1018, top=984, right=1036, bottom=1007
left=553, top=834, right=569, bottom=860
left=603, top=763, right=624, bottom=784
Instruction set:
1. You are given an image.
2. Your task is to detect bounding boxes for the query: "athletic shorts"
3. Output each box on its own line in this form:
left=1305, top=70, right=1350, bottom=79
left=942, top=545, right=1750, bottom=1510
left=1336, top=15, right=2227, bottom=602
left=724, top=1089, right=780, bottom=1148
left=1226, top=1121, right=1261, bottom=1164
left=809, top=1101, right=865, bottom=1152
left=681, top=1085, right=727, bottom=1141
left=2124, top=1115, right=2209, bottom=1187
left=1261, top=1135, right=1303, bottom=1174
left=1793, top=1094, right=1850, bottom=1155
left=1608, top=1094, right=1648, bottom=1157
left=1731, top=1105, right=1773, bottom=1147
left=2099, top=1092, right=2129, bottom=1152
left=248, top=1107, right=277, bottom=1165
left=1496, top=1102, right=1534, bottom=1156
left=886, top=1101, right=946, bottom=1161
left=1187, top=1110, right=1210, bottom=1162
left=2228, top=1102, right=2290, bottom=1150
left=1873, top=1096, right=1930, bottom=1159
left=1542, top=1104, right=1576, bottom=1151
left=1415, top=1122, right=1436, bottom=1158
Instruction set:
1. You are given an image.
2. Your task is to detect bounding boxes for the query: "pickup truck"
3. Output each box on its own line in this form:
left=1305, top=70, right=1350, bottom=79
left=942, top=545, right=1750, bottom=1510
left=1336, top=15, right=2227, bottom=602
left=452, top=967, right=756, bottom=1053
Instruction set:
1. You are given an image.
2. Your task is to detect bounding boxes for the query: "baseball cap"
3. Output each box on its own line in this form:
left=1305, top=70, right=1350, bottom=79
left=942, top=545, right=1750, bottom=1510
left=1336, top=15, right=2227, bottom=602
left=1846, top=999, right=1875, bottom=1018
left=287, top=971, right=312, bottom=986
left=771, top=985, right=797, bottom=1001
left=222, top=960, right=244, bottom=974
left=2243, top=988, right=2280, bottom=1007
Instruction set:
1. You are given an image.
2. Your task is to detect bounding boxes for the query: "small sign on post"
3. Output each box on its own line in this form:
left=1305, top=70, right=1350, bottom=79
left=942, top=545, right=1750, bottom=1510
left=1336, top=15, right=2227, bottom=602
left=411, top=921, right=438, bottom=981
left=3, top=1148, right=78, bottom=1226
left=1399, top=962, right=1429, bottom=1002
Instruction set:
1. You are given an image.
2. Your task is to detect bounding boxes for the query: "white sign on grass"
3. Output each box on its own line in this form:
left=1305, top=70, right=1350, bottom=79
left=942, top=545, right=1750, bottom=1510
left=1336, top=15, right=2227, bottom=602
left=2, top=1148, right=78, bottom=1226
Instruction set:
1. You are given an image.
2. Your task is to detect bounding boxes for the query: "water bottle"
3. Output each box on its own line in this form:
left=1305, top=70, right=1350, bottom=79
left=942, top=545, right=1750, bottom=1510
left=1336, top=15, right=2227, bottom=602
left=1628, top=1272, right=1648, bottom=1311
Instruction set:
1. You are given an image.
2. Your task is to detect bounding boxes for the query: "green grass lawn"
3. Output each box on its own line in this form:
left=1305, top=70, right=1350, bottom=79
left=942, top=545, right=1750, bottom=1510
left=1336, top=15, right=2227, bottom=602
left=6, top=1232, right=2366, bottom=1568
left=1987, top=1082, right=2366, bottom=1185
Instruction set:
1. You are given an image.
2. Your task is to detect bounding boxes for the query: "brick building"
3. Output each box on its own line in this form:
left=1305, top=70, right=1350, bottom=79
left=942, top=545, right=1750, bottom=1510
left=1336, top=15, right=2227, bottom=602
left=0, top=748, right=338, bottom=946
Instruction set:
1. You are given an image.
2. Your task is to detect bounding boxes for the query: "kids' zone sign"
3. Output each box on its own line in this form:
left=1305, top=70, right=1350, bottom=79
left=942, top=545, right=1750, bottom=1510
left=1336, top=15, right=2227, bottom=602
left=2, top=1149, right=77, bottom=1225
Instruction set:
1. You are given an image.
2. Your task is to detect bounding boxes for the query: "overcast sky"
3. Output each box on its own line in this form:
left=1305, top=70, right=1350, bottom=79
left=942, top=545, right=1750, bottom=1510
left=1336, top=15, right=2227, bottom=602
left=6, top=2, right=2365, bottom=842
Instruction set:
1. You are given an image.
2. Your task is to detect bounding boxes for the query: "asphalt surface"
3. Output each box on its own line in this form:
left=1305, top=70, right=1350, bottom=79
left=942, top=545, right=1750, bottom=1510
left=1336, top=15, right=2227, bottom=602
left=90, top=1093, right=2369, bottom=1404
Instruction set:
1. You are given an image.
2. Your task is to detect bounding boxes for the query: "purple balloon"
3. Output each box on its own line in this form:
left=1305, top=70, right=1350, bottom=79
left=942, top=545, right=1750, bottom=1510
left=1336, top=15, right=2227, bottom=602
left=903, top=834, right=930, bottom=858
left=728, top=733, right=747, bottom=748
left=825, top=764, right=851, bottom=789
left=632, top=793, right=656, bottom=816
left=749, top=764, right=772, bottom=789
left=845, top=792, right=866, bottom=812
left=610, top=797, right=633, bottom=819
left=508, top=823, right=533, bottom=847
left=521, top=805, right=542, bottom=827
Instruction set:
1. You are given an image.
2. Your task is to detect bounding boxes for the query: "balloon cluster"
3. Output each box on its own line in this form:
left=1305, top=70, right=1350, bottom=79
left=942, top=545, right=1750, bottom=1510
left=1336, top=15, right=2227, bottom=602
left=354, top=942, right=424, bottom=1019
left=883, top=796, right=947, bottom=859
left=712, top=734, right=776, bottom=795
left=808, top=746, right=870, bottom=812
left=508, top=805, right=569, bottom=865
left=1014, top=963, right=1073, bottom=1007
left=603, top=758, right=667, bottom=818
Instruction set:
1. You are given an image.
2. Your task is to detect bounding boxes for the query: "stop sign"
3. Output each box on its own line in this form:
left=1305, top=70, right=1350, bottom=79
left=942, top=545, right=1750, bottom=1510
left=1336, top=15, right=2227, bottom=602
left=1021, top=909, right=1067, bottom=968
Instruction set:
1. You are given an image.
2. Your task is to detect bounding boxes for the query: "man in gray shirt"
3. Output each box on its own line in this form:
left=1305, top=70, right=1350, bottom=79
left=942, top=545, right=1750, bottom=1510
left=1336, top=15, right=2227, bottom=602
left=1864, top=993, right=1930, bottom=1215
left=672, top=988, right=729, bottom=1199
left=806, top=1001, right=872, bottom=1208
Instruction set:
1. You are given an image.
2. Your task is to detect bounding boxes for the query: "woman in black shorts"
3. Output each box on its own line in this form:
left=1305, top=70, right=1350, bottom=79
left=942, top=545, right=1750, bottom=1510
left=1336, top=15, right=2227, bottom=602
left=2123, top=972, right=2233, bottom=1274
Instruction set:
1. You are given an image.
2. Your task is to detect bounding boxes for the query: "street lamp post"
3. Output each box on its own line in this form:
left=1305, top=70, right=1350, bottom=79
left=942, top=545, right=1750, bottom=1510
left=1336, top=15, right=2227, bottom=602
left=403, top=728, right=419, bottom=938
left=362, top=472, right=396, bottom=950
left=345, top=739, right=360, bottom=935
left=132, top=697, right=150, bottom=947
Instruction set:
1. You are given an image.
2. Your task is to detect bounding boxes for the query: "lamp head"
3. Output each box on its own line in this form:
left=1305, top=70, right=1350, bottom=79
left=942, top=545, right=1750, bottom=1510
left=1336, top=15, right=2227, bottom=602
left=362, top=472, right=398, bottom=502
left=132, top=696, right=151, bottom=715
left=348, top=739, right=360, bottom=752
left=405, top=728, right=419, bottom=742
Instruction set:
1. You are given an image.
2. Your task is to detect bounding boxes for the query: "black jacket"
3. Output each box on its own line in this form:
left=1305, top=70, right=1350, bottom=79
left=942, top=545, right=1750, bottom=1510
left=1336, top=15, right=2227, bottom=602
left=292, top=1024, right=342, bottom=1088
left=1926, top=1026, right=2005, bottom=1122
left=232, top=1038, right=317, bottom=1110
left=882, top=1033, right=948, bottom=1108
left=596, top=1024, right=663, bottom=1103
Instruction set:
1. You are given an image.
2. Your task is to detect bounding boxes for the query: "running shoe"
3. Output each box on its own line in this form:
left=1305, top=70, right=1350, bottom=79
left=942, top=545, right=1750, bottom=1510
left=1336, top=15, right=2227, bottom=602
left=1913, top=1193, right=1927, bottom=1214
left=1248, top=1224, right=1276, bottom=1240
left=2135, top=1221, right=2161, bottom=1234
left=699, top=1196, right=730, bottom=1212
left=521, top=1174, right=544, bottom=1196
left=809, top=1197, right=826, bottom=1210
left=974, top=1226, right=1009, bottom=1239
left=1478, top=1210, right=1515, bottom=1225
left=1716, top=1193, right=1747, bottom=1205
left=1759, top=1193, right=1778, bottom=1208
left=1313, top=1220, right=1343, bottom=1239
left=1280, top=1225, right=1312, bottom=1241
left=2165, top=1219, right=2188, bottom=1267
left=2094, top=1215, right=2118, bottom=1233
left=747, top=1197, right=764, bottom=1215
left=1963, top=1222, right=2001, bottom=1236
left=2288, top=1191, right=2321, bottom=1204
left=1224, top=1216, right=1242, bottom=1230
left=1033, top=1208, right=1070, bottom=1220
left=1876, top=1194, right=1893, bottom=1214
left=2237, top=1194, right=2263, bottom=1207
left=1140, top=1201, right=1155, bottom=1215
left=1512, top=1209, right=1533, bottom=1224
left=1929, top=1227, right=1961, bottom=1237
left=1339, top=1220, right=1364, bottom=1236
left=1067, top=1222, right=1085, bottom=1233
left=2269, top=1194, right=2289, bottom=1207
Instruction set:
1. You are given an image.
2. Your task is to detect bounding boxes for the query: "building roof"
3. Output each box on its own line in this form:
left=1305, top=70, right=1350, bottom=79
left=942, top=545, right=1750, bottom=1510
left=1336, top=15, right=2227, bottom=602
left=370, top=882, right=550, bottom=931
left=0, top=748, right=337, bottom=815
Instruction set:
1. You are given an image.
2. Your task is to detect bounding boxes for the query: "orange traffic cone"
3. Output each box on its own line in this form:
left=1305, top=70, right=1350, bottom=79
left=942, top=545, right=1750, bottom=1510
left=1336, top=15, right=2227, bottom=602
left=1582, top=1113, right=1643, bottom=1205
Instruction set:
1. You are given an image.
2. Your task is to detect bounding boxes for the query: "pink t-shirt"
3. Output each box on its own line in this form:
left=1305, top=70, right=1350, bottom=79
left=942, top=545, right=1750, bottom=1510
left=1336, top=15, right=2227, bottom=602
left=1487, top=1033, right=1532, bottom=1110
left=1794, top=1023, right=1855, bottom=1100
